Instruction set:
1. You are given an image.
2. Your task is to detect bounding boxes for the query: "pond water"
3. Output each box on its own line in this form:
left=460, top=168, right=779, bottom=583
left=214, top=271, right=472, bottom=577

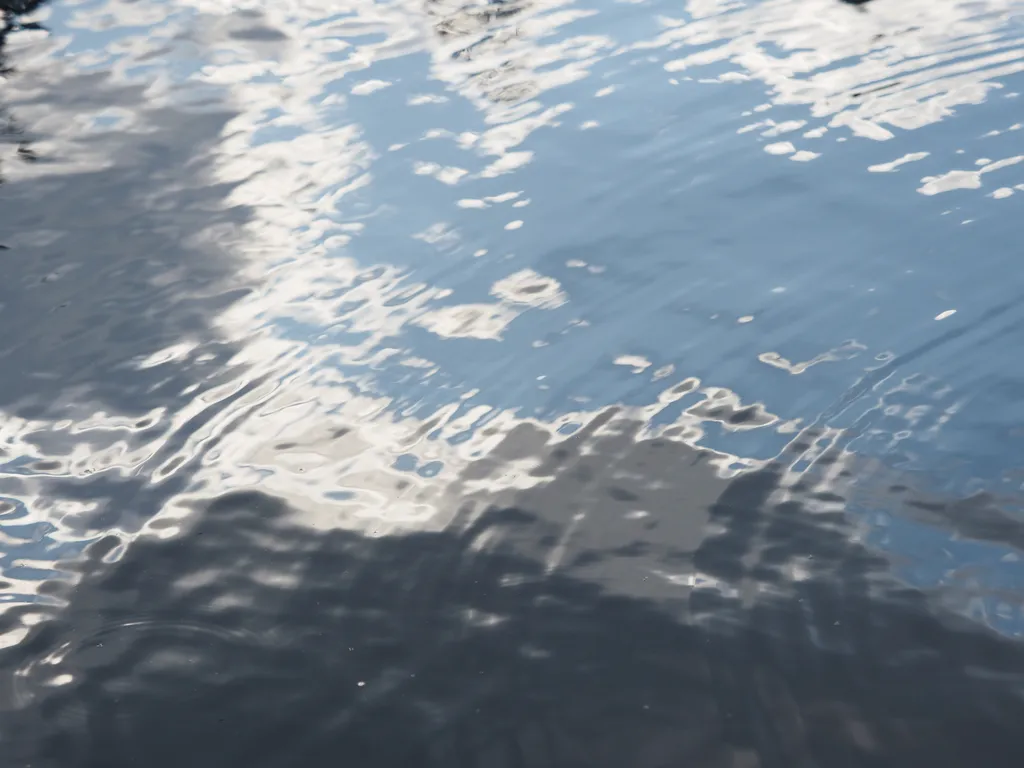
left=2, top=0, right=1024, bottom=765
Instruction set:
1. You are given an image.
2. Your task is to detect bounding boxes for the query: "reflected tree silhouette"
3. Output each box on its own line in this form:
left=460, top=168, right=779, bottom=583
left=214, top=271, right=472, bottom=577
left=2, top=412, right=1023, bottom=767
left=425, top=0, right=541, bottom=103
left=0, top=0, right=42, bottom=161
left=1, top=0, right=45, bottom=42
left=429, top=0, right=525, bottom=40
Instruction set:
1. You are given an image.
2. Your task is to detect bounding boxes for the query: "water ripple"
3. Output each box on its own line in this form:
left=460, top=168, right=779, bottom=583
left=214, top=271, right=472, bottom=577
left=2, top=0, right=1024, bottom=762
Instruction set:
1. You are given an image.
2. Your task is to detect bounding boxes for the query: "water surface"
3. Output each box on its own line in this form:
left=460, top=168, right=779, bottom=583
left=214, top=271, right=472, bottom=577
left=2, top=0, right=1024, bottom=764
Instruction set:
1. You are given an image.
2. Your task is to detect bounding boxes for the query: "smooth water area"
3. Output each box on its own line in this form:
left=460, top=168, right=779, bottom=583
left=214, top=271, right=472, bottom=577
left=2, top=0, right=1024, bottom=764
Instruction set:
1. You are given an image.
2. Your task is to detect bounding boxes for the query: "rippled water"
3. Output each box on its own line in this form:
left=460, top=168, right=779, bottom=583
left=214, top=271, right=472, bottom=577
left=2, top=0, right=1024, bottom=764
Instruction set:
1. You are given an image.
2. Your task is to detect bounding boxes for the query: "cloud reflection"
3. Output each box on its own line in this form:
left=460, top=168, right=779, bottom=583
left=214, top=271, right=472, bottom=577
left=0, top=4, right=1024, bottom=760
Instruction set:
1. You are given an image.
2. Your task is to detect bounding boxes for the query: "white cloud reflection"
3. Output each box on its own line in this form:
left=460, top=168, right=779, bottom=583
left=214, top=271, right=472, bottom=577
left=0, top=0, right=1022, bottom=640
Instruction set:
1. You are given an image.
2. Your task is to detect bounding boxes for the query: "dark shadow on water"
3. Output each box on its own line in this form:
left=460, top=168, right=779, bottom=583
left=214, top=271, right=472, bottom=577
left=2, top=413, right=1023, bottom=768
left=0, top=0, right=251, bottom=421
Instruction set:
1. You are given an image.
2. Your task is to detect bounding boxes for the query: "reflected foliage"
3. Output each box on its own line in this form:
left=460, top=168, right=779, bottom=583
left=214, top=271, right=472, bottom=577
left=2, top=414, right=1023, bottom=768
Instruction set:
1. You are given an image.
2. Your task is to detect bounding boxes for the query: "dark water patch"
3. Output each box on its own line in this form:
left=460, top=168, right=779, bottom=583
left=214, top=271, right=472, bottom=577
left=0, top=0, right=252, bottom=422
left=4, top=421, right=1024, bottom=766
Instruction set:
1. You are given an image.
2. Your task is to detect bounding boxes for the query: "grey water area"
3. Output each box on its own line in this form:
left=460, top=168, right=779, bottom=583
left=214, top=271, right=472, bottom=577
left=1, top=0, right=1024, bottom=764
